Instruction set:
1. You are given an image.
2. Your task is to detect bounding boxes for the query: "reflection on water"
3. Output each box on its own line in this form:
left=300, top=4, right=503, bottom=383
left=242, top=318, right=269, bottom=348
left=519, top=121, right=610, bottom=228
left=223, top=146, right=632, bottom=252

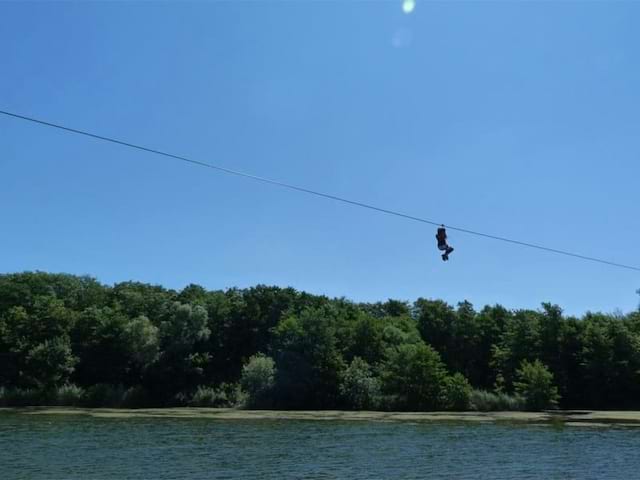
left=1, top=412, right=638, bottom=479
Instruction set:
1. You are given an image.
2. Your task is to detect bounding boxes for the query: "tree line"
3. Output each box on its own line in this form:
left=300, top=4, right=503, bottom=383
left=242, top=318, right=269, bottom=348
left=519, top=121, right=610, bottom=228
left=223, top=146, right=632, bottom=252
left=0, top=272, right=638, bottom=411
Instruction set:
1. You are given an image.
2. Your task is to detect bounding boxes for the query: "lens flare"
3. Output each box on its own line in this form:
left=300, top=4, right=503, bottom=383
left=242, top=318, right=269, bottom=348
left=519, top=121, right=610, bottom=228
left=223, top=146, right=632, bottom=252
left=402, top=0, right=415, bottom=14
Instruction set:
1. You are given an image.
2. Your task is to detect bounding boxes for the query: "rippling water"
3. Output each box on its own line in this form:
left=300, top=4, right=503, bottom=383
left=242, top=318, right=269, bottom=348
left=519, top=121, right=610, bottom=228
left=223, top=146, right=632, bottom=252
left=1, top=412, right=639, bottom=479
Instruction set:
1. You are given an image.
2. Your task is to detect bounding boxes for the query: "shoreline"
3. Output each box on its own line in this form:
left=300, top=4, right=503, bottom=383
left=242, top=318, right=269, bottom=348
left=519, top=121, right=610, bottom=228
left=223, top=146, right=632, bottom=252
left=2, top=407, right=640, bottom=426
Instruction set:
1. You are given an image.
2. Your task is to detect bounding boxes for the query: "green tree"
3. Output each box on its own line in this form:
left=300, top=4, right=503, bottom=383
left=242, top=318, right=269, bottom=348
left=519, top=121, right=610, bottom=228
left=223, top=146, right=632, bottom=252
left=177, top=284, right=209, bottom=305
left=443, top=373, right=472, bottom=411
left=474, top=305, right=511, bottom=389
left=2, top=271, right=640, bottom=410
left=205, top=286, right=299, bottom=383
left=491, top=310, right=541, bottom=390
left=159, top=302, right=210, bottom=352
left=448, top=301, right=481, bottom=381
left=124, top=315, right=160, bottom=372
left=580, top=314, right=640, bottom=408
left=361, top=299, right=411, bottom=319
left=344, top=314, right=386, bottom=366
left=514, top=359, right=559, bottom=411
left=414, top=299, right=456, bottom=360
left=110, top=281, right=176, bottom=321
left=1, top=297, right=76, bottom=388
left=272, top=307, right=345, bottom=408
left=0, top=306, right=28, bottom=385
left=141, top=302, right=211, bottom=401
left=0, top=272, right=107, bottom=313
left=579, top=314, right=614, bottom=408
left=71, top=308, right=159, bottom=386
left=72, top=307, right=131, bottom=385
left=23, top=337, right=76, bottom=388
left=339, top=357, right=381, bottom=410
left=240, top=354, right=276, bottom=408
left=380, top=315, right=422, bottom=350
left=381, top=343, right=448, bottom=411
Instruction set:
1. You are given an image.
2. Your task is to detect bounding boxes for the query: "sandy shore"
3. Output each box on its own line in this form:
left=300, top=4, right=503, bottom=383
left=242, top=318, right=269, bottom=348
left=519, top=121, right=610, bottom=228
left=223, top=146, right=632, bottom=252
left=2, top=407, right=640, bottom=426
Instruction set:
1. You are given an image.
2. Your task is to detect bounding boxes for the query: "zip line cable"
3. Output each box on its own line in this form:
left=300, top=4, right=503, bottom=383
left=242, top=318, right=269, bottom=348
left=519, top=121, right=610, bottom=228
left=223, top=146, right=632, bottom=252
left=1, top=108, right=639, bottom=272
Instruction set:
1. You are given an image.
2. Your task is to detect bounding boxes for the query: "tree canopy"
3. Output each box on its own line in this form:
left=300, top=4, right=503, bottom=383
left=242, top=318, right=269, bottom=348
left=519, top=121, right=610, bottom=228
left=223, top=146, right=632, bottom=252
left=1, top=271, right=638, bottom=410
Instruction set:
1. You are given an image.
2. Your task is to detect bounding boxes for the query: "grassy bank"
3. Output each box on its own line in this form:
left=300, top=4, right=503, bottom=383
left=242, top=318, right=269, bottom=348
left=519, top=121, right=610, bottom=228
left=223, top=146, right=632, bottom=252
left=2, top=407, right=640, bottom=427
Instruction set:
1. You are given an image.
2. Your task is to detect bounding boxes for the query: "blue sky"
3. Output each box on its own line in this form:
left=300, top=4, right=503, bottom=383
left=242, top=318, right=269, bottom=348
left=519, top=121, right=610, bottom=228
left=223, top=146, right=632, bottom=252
left=1, top=1, right=638, bottom=316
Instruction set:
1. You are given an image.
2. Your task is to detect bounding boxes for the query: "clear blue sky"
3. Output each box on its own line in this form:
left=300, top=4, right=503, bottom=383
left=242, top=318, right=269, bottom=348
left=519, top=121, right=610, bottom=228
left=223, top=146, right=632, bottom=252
left=1, top=1, right=638, bottom=316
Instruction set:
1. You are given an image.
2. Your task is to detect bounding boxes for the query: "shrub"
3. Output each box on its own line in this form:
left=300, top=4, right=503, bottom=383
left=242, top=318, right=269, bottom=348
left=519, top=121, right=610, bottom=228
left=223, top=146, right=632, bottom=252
left=189, top=386, right=219, bottom=407
left=170, top=392, right=190, bottom=407
left=443, top=373, right=472, bottom=411
left=223, top=383, right=245, bottom=407
left=84, top=384, right=125, bottom=407
left=53, top=384, right=86, bottom=406
left=189, top=383, right=243, bottom=407
left=0, top=383, right=151, bottom=408
left=514, top=360, right=560, bottom=411
left=470, top=390, right=525, bottom=411
left=121, top=386, right=151, bottom=408
left=0, top=387, right=43, bottom=406
left=376, top=394, right=405, bottom=411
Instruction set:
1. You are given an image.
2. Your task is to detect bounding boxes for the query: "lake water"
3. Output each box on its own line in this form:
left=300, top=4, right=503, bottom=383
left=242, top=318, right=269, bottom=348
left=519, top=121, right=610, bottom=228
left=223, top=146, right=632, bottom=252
left=1, top=411, right=639, bottom=479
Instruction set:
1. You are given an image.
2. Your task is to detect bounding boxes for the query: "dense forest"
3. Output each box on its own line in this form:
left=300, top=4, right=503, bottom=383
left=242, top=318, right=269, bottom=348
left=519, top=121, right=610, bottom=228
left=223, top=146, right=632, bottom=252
left=0, top=272, right=639, bottom=411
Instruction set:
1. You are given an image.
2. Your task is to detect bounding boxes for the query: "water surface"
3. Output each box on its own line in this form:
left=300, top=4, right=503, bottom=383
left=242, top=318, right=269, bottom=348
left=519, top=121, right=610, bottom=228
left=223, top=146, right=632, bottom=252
left=1, top=411, right=638, bottom=479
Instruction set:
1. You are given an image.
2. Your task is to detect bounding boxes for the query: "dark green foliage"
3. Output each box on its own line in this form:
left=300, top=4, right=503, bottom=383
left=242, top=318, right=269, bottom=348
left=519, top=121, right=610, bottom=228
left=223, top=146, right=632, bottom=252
left=0, top=386, right=43, bottom=406
left=142, top=303, right=211, bottom=401
left=344, top=314, right=386, bottom=365
left=204, top=286, right=304, bottom=384
left=578, top=314, right=640, bottom=408
left=415, top=299, right=457, bottom=361
left=84, top=384, right=127, bottom=407
left=0, top=271, right=639, bottom=410
left=473, top=305, right=510, bottom=389
left=360, top=299, right=411, bottom=319
left=120, top=386, right=152, bottom=408
left=491, top=310, right=542, bottom=391
left=0, top=272, right=106, bottom=312
left=272, top=307, right=345, bottom=409
left=110, top=281, right=176, bottom=320
left=72, top=308, right=157, bottom=386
